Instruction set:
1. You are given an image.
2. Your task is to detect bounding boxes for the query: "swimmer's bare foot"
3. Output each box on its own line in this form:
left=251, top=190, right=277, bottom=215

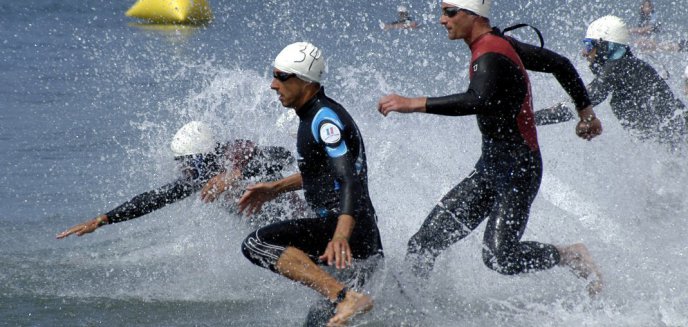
left=327, top=290, right=373, bottom=326
left=558, top=243, right=603, bottom=297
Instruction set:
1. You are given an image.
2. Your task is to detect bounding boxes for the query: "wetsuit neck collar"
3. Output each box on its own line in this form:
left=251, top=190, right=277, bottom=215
left=621, top=48, right=633, bottom=59
left=468, top=30, right=493, bottom=50
left=295, top=87, right=325, bottom=119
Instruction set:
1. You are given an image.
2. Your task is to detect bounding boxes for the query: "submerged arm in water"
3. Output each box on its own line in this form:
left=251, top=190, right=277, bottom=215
left=534, top=103, right=575, bottom=126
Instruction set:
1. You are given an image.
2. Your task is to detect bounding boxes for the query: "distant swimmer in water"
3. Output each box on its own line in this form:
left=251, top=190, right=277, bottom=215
left=382, top=5, right=419, bottom=30
left=57, top=121, right=304, bottom=239
left=239, top=42, right=384, bottom=326
left=535, top=16, right=687, bottom=150
left=628, top=0, right=688, bottom=53
left=377, top=0, right=603, bottom=296
left=629, top=0, right=661, bottom=37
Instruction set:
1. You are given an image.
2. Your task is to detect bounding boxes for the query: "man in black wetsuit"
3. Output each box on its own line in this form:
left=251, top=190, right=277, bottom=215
left=377, top=0, right=603, bottom=294
left=56, top=121, right=300, bottom=239
left=237, top=42, right=383, bottom=326
left=535, top=15, right=687, bottom=149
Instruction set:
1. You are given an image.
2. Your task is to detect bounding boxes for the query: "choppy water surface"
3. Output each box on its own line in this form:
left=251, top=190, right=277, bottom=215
left=1, top=0, right=687, bottom=326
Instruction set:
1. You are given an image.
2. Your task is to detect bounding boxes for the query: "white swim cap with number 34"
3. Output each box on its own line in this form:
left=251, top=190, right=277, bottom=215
left=273, top=42, right=325, bottom=83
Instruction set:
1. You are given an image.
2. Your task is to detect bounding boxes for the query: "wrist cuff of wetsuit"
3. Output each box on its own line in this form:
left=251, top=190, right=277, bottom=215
left=95, top=216, right=109, bottom=227
left=580, top=115, right=596, bottom=123
left=574, top=100, right=592, bottom=111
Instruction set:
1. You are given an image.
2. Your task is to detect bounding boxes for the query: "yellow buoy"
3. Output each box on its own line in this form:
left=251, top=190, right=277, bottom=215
left=125, top=0, right=213, bottom=25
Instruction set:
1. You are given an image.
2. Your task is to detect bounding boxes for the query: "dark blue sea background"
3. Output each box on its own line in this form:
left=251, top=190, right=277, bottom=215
left=1, top=0, right=687, bottom=325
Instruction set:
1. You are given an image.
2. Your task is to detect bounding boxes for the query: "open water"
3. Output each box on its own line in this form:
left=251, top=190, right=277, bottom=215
left=1, top=0, right=688, bottom=326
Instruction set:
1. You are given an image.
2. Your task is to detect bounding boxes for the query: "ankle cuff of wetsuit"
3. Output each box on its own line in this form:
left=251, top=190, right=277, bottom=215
left=333, top=287, right=348, bottom=304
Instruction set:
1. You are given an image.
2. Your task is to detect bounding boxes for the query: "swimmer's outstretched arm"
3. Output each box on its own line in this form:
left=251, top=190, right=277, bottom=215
left=56, top=180, right=196, bottom=239
left=238, top=173, right=303, bottom=216
left=535, top=102, right=575, bottom=126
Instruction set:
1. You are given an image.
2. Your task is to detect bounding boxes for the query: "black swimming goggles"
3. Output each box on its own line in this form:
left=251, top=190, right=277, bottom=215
left=273, top=71, right=297, bottom=82
left=442, top=7, right=476, bottom=18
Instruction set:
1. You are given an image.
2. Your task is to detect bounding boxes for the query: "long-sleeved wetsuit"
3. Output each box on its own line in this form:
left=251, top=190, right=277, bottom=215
left=588, top=52, right=686, bottom=144
left=535, top=50, right=687, bottom=147
left=105, top=140, right=294, bottom=223
left=406, top=31, right=591, bottom=277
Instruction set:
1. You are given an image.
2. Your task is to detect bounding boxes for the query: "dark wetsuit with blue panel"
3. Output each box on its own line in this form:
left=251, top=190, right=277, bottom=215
left=406, top=31, right=591, bottom=277
left=242, top=88, right=383, bottom=272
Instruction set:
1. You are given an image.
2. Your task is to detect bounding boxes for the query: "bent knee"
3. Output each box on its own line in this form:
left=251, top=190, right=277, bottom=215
left=407, top=231, right=443, bottom=256
left=240, top=233, right=255, bottom=261
left=241, top=231, right=283, bottom=272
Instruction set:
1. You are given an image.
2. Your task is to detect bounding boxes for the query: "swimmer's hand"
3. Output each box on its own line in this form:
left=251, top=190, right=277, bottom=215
left=575, top=106, right=603, bottom=140
left=319, top=234, right=353, bottom=270
left=201, top=170, right=241, bottom=203
left=378, top=94, right=427, bottom=116
left=238, top=182, right=279, bottom=216
left=319, top=215, right=355, bottom=270
left=56, top=215, right=108, bottom=239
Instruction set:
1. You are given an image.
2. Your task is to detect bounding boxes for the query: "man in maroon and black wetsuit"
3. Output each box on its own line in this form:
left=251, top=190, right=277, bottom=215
left=377, top=0, right=604, bottom=295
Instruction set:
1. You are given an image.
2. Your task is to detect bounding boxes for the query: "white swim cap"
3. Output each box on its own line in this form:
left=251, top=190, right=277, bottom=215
left=585, top=15, right=630, bottom=46
left=170, top=121, right=217, bottom=156
left=442, top=0, right=491, bottom=18
left=273, top=42, right=325, bottom=83
left=398, top=5, right=408, bottom=13
left=683, top=65, right=688, bottom=79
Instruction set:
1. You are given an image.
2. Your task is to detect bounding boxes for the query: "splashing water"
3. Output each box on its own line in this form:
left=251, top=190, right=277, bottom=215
left=1, top=0, right=687, bottom=325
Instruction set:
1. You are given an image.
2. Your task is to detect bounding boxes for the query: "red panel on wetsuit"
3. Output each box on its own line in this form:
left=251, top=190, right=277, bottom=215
left=469, top=33, right=539, bottom=151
